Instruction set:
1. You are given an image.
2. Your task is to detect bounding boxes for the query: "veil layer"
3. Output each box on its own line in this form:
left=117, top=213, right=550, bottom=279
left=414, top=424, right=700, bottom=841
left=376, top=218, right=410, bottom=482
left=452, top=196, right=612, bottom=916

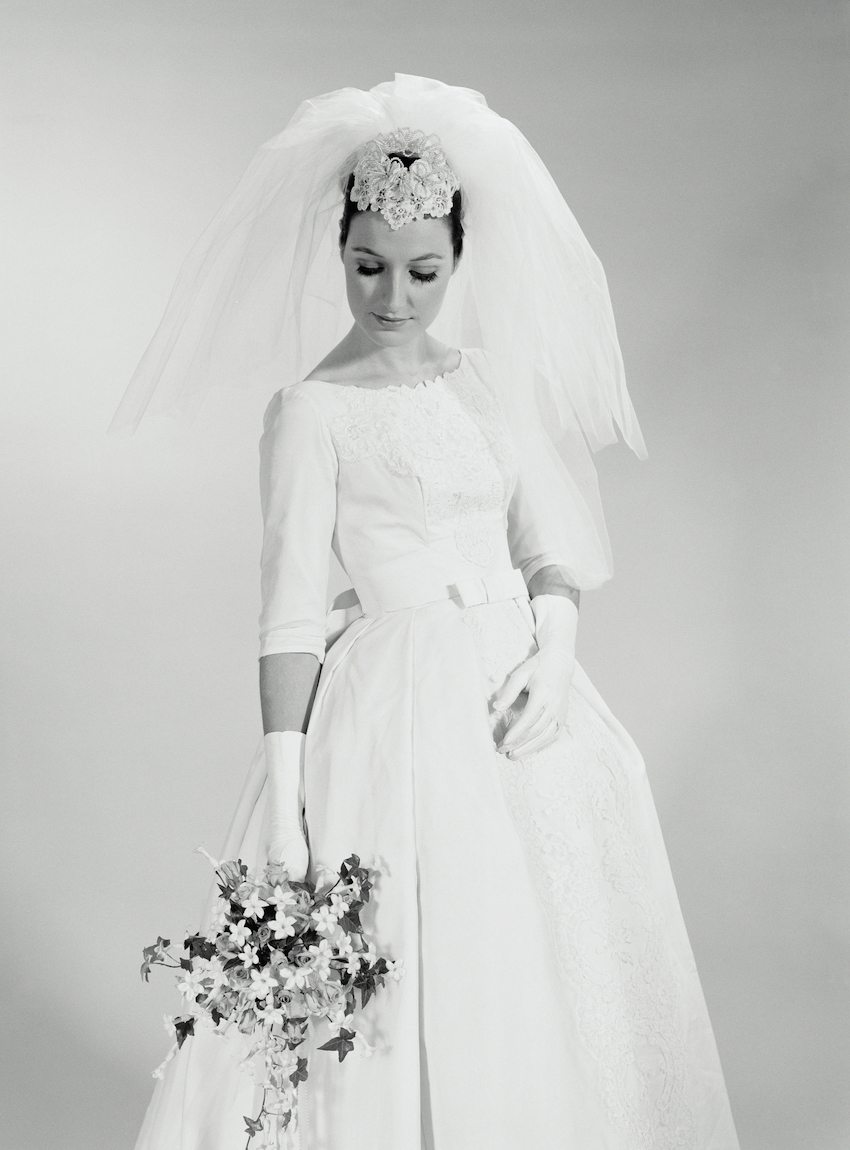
left=111, top=74, right=646, bottom=587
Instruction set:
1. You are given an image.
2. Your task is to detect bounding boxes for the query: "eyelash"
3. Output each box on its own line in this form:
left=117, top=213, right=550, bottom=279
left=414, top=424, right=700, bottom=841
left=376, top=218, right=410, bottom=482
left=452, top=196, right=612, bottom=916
left=356, top=266, right=438, bottom=283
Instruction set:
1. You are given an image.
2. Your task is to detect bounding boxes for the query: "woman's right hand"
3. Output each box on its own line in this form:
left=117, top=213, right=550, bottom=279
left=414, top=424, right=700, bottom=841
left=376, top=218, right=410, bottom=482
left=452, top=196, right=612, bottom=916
left=493, top=594, right=578, bottom=760
left=265, top=731, right=309, bottom=882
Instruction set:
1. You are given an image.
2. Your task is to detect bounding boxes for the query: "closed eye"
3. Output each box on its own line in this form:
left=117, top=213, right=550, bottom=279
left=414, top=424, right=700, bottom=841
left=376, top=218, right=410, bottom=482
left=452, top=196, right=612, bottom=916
left=355, top=265, right=439, bottom=284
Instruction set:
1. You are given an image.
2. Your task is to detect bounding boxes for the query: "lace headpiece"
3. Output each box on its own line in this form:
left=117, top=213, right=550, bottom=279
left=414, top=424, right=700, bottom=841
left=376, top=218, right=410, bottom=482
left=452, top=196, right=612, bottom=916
left=349, top=128, right=460, bottom=230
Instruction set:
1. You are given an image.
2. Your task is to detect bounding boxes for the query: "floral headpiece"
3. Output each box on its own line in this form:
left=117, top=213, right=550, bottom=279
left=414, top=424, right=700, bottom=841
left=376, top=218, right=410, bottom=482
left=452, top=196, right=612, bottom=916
left=349, top=128, right=461, bottom=231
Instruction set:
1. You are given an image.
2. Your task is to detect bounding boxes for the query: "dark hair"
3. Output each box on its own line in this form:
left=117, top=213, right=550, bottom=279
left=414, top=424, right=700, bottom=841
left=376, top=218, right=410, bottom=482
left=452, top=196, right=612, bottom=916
left=339, top=152, right=464, bottom=263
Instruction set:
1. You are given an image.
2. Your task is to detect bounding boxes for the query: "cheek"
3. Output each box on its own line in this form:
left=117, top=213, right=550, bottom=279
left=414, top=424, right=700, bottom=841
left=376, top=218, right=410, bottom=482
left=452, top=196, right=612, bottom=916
left=344, top=268, right=370, bottom=306
left=421, top=278, right=450, bottom=314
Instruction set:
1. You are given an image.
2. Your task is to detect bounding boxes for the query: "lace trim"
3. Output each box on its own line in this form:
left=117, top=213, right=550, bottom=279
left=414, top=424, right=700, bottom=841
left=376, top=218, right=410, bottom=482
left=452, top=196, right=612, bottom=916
left=330, top=365, right=515, bottom=568
left=463, top=600, right=696, bottom=1150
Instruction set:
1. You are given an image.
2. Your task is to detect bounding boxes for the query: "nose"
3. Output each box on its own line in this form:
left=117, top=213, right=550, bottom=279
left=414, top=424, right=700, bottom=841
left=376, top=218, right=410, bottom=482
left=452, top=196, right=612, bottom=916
left=383, top=269, right=410, bottom=316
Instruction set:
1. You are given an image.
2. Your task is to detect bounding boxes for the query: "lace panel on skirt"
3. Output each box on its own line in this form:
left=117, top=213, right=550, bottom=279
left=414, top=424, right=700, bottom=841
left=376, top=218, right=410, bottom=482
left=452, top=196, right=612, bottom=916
left=463, top=600, right=697, bottom=1150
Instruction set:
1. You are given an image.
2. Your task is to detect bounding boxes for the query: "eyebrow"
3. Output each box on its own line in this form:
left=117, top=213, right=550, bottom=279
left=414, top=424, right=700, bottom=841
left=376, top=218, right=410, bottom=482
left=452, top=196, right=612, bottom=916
left=351, top=247, right=445, bottom=261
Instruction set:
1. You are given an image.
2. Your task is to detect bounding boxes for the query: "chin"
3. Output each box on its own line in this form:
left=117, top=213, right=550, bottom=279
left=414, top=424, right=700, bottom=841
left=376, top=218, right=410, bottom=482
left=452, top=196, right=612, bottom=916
left=366, top=322, right=422, bottom=344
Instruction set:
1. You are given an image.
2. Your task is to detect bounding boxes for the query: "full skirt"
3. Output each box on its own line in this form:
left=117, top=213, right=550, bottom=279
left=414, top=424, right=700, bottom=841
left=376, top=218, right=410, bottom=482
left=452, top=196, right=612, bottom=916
left=136, top=597, right=739, bottom=1150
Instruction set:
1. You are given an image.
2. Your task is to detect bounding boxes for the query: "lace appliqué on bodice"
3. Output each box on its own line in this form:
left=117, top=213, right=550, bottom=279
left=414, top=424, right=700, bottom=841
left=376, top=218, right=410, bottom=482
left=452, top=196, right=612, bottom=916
left=463, top=600, right=696, bottom=1150
left=331, top=369, right=515, bottom=567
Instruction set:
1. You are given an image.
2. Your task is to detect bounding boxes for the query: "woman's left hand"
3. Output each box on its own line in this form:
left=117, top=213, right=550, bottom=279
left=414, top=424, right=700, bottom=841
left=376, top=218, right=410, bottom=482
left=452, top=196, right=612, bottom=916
left=493, top=595, right=578, bottom=760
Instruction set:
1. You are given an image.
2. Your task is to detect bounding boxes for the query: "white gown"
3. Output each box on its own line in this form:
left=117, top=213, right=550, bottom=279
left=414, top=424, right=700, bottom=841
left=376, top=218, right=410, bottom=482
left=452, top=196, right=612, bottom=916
left=136, top=349, right=740, bottom=1150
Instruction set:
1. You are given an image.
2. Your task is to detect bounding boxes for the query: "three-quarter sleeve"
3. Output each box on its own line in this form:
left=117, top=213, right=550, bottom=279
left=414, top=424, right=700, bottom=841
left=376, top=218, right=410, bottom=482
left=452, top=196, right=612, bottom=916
left=258, top=387, right=338, bottom=661
left=506, top=470, right=567, bottom=585
left=506, top=427, right=610, bottom=590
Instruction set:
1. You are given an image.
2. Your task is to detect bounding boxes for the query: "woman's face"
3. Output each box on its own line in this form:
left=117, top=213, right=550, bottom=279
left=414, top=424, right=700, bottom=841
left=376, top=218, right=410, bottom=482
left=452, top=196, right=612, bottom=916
left=341, top=211, right=456, bottom=348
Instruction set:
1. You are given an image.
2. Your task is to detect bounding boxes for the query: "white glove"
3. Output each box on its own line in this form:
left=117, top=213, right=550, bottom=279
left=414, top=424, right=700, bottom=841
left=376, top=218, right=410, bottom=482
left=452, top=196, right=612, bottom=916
left=494, top=594, right=578, bottom=760
left=265, top=731, right=309, bottom=881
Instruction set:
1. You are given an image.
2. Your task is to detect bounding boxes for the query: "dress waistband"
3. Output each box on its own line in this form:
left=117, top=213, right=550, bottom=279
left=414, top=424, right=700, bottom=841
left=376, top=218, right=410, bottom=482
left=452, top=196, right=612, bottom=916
left=345, top=555, right=529, bottom=618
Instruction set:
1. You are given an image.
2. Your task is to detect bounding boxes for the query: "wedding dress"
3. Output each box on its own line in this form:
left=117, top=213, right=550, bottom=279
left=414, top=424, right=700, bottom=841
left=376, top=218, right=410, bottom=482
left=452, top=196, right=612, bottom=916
left=135, top=348, right=739, bottom=1150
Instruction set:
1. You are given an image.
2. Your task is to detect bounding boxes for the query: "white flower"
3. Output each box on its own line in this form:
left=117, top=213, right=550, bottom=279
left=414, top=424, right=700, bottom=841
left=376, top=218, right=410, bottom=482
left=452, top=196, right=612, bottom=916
left=344, top=951, right=363, bottom=975
left=249, top=969, right=277, bottom=999
left=267, top=884, right=298, bottom=911
left=240, top=890, right=268, bottom=920
left=386, top=958, right=406, bottom=982
left=271, top=912, right=297, bottom=940
left=326, top=1007, right=349, bottom=1032
left=177, top=968, right=208, bottom=1000
left=240, top=944, right=259, bottom=968
left=228, top=921, right=252, bottom=946
left=333, top=933, right=354, bottom=959
left=329, top=892, right=350, bottom=916
left=284, top=964, right=312, bottom=991
left=313, top=862, right=339, bottom=887
left=209, top=966, right=230, bottom=992
left=270, top=959, right=294, bottom=985
left=307, top=939, right=334, bottom=978
left=255, top=1001, right=285, bottom=1027
left=310, top=905, right=338, bottom=935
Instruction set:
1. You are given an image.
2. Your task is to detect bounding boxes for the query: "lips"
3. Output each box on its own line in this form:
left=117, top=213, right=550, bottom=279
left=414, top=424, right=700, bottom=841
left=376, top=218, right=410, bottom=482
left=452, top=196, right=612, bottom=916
left=373, top=314, right=409, bottom=325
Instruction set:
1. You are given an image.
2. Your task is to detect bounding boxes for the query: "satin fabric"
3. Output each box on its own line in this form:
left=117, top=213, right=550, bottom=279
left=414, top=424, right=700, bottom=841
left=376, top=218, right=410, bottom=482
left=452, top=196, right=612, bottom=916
left=135, top=351, right=739, bottom=1150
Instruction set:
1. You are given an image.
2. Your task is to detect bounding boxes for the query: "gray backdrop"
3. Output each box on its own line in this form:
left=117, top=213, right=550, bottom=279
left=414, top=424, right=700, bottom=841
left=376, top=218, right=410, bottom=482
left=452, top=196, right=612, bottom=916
left=1, top=2, right=847, bottom=1148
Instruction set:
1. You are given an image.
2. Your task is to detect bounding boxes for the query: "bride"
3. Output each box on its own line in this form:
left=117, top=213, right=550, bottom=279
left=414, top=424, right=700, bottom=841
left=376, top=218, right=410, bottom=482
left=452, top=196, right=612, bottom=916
left=117, top=76, right=740, bottom=1150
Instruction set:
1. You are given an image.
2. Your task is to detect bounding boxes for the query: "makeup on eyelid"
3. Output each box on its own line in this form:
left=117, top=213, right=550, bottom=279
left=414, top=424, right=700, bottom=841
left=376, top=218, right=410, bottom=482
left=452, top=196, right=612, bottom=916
left=356, top=265, right=439, bottom=282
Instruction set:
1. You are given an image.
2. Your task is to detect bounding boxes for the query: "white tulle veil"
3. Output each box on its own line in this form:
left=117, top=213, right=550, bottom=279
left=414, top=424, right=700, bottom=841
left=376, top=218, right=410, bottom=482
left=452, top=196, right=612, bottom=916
left=111, top=74, right=646, bottom=587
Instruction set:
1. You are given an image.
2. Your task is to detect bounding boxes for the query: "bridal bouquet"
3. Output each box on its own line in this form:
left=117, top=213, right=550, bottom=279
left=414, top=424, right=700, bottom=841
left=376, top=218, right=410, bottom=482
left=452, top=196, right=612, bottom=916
left=142, top=852, right=403, bottom=1150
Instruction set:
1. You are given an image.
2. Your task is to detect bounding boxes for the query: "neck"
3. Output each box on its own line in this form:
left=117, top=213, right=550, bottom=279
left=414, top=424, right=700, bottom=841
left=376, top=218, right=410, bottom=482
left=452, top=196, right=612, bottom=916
left=341, top=328, right=441, bottom=382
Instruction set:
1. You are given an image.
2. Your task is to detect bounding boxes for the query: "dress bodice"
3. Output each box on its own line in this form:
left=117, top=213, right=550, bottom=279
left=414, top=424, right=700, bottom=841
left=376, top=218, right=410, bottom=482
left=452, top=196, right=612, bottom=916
left=258, top=348, right=559, bottom=660
left=323, top=362, right=515, bottom=570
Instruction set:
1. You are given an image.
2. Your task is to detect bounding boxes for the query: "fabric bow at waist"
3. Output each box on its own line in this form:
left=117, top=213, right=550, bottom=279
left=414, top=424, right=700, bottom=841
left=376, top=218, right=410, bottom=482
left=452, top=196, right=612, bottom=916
left=332, top=554, right=529, bottom=623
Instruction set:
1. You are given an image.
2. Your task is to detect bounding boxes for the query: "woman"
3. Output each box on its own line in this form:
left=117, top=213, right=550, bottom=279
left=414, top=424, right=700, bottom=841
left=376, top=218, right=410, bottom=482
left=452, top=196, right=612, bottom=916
left=118, top=77, right=740, bottom=1150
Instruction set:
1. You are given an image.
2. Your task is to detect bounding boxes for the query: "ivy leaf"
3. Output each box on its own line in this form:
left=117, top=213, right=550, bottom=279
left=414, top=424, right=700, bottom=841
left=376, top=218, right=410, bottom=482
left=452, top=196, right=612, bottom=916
left=179, top=957, right=192, bottom=971
left=174, top=1016, right=195, bottom=1048
left=140, top=936, right=171, bottom=981
left=184, top=934, right=215, bottom=961
left=289, top=1056, right=309, bottom=1086
left=339, top=910, right=362, bottom=934
left=244, top=1114, right=264, bottom=1135
left=318, top=1028, right=356, bottom=1062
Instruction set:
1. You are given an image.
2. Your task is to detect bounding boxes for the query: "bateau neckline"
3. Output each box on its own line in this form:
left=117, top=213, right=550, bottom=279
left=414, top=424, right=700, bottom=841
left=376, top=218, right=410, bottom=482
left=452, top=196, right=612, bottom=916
left=301, top=349, right=466, bottom=392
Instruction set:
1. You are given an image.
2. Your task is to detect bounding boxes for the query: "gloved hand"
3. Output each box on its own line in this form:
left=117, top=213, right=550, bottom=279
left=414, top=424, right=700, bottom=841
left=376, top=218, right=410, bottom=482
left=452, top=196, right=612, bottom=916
left=265, top=730, right=309, bottom=881
left=493, top=594, right=578, bottom=760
